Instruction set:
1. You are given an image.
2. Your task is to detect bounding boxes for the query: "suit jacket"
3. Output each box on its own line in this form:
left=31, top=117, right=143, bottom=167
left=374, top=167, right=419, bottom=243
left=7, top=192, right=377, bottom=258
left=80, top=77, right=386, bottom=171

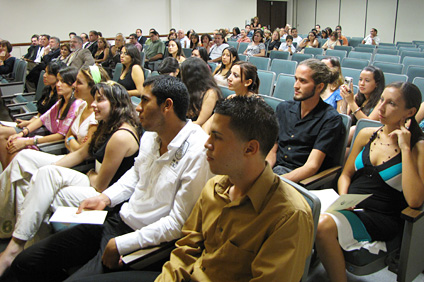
left=69, top=48, right=95, bottom=69
left=24, top=45, right=39, bottom=60
left=86, top=41, right=98, bottom=57
left=42, top=48, right=61, bottom=65
left=138, top=36, right=147, bottom=45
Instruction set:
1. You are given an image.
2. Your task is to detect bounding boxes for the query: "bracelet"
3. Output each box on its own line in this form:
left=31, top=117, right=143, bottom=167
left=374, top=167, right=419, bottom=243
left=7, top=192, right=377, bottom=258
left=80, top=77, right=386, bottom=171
left=66, top=136, right=76, bottom=146
left=33, top=137, right=38, bottom=146
left=353, top=107, right=362, bottom=114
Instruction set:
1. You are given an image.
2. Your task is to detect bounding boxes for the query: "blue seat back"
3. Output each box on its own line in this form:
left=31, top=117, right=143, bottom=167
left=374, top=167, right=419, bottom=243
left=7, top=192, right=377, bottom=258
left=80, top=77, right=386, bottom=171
left=238, top=42, right=249, bottom=54
left=270, top=59, right=297, bottom=76
left=402, top=57, right=424, bottom=74
left=269, top=50, right=289, bottom=61
left=273, top=73, right=295, bottom=100
left=384, top=73, right=408, bottom=85
left=341, top=67, right=361, bottom=86
left=372, top=61, right=403, bottom=74
left=406, top=65, right=424, bottom=83
left=349, top=51, right=372, bottom=61
left=248, top=56, right=271, bottom=71
left=412, top=77, right=424, bottom=102
left=342, top=58, right=369, bottom=70
left=304, top=48, right=324, bottom=56
left=326, top=49, right=348, bottom=61
left=291, top=53, right=313, bottom=64
left=373, top=54, right=401, bottom=64
left=257, top=70, right=276, bottom=96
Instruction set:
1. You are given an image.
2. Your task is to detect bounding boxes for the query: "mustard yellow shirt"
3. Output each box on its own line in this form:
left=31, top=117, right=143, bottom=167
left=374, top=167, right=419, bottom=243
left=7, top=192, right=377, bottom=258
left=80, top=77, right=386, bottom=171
left=156, top=164, right=314, bottom=282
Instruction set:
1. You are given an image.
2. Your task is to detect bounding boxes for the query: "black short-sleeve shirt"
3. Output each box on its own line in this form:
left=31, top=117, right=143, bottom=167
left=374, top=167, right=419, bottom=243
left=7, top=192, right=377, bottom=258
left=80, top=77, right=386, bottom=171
left=275, top=99, right=344, bottom=171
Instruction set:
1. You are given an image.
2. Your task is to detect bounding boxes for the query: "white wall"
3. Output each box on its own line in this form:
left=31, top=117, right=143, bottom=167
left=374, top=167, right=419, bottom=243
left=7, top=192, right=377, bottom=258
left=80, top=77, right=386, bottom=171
left=295, top=0, right=424, bottom=43
left=2, top=0, right=256, bottom=45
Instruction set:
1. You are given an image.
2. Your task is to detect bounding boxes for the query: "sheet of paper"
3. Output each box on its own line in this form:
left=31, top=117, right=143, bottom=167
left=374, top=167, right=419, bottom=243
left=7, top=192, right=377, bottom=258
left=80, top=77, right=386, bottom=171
left=0, top=121, right=17, bottom=128
left=49, top=207, right=107, bottom=225
left=311, top=189, right=372, bottom=213
left=122, top=245, right=162, bottom=264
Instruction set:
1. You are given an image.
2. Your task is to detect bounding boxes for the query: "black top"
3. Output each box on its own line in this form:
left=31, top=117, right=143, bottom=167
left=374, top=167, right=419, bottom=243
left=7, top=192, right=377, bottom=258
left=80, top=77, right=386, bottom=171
left=138, top=36, right=147, bottom=45
left=0, top=56, right=16, bottom=76
left=267, top=40, right=281, bottom=51
left=37, top=86, right=58, bottom=115
left=93, top=128, right=140, bottom=186
left=349, top=133, right=406, bottom=241
left=117, top=67, right=136, bottom=91
left=24, top=45, right=39, bottom=60
left=275, top=99, right=344, bottom=171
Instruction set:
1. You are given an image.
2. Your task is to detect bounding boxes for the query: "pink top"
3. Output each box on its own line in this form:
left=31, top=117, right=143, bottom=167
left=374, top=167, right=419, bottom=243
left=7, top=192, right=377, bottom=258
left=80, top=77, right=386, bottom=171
left=40, top=99, right=83, bottom=136
left=237, top=37, right=251, bottom=43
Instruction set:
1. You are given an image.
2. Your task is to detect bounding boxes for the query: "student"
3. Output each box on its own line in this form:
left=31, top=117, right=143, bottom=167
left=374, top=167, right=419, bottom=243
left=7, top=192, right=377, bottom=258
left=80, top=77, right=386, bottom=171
left=279, top=35, right=295, bottom=55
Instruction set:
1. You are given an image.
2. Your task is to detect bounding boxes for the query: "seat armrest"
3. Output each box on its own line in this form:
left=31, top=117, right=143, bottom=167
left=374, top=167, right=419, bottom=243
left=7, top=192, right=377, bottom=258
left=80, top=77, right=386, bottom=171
left=123, top=240, right=178, bottom=270
left=401, top=207, right=424, bottom=223
left=7, top=102, right=28, bottom=108
left=12, top=112, right=38, bottom=119
left=299, top=166, right=341, bottom=187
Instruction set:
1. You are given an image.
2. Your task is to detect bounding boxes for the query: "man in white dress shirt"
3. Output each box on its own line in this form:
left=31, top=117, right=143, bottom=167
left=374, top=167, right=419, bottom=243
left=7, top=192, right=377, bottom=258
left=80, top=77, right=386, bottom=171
left=362, top=28, right=380, bottom=46
left=208, top=32, right=229, bottom=63
left=11, top=75, right=213, bottom=281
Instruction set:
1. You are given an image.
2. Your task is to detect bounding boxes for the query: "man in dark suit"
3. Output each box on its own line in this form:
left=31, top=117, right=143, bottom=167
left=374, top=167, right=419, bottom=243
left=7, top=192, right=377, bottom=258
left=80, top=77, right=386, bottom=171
left=68, top=35, right=95, bottom=70
left=23, top=34, right=39, bottom=61
left=136, top=29, right=147, bottom=45
left=86, top=30, right=99, bottom=56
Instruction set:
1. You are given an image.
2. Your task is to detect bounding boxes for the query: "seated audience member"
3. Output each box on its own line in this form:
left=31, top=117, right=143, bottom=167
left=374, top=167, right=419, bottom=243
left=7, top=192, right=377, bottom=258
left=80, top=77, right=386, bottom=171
left=128, top=33, right=142, bottom=52
left=182, top=57, right=222, bottom=126
left=166, top=39, right=186, bottom=64
left=11, top=76, right=213, bottom=281
left=200, top=33, right=213, bottom=54
left=0, top=40, right=16, bottom=78
left=0, top=65, right=109, bottom=240
left=278, top=35, right=295, bottom=55
left=81, top=33, right=89, bottom=49
left=243, top=30, right=266, bottom=57
left=212, top=46, right=239, bottom=87
left=209, top=32, right=229, bottom=63
left=177, top=29, right=190, bottom=48
left=315, top=24, right=322, bottom=38
left=32, top=34, right=50, bottom=66
left=118, top=44, right=145, bottom=97
left=0, top=61, right=61, bottom=164
left=86, top=30, right=99, bottom=56
left=218, top=28, right=228, bottom=42
left=69, top=32, right=76, bottom=39
left=268, top=29, right=282, bottom=52
left=135, top=28, right=146, bottom=45
left=245, top=24, right=254, bottom=38
left=362, top=28, right=380, bottom=46
left=251, top=16, right=262, bottom=30
left=0, top=67, right=83, bottom=169
left=298, top=31, right=319, bottom=51
left=322, top=31, right=341, bottom=50
left=26, top=36, right=61, bottom=92
left=280, top=27, right=288, bottom=39
left=0, top=81, right=141, bottom=276
left=237, top=29, right=251, bottom=43
left=144, top=30, right=165, bottom=68
left=321, top=29, right=329, bottom=39
left=321, top=57, right=345, bottom=113
left=341, top=65, right=385, bottom=125
left=189, top=32, right=200, bottom=49
left=165, top=31, right=177, bottom=47
left=57, top=43, right=72, bottom=64
left=74, top=96, right=315, bottom=282
left=187, top=29, right=195, bottom=41
left=109, top=33, right=125, bottom=69
left=335, top=26, right=348, bottom=46
left=267, top=59, right=344, bottom=183
left=22, top=34, right=39, bottom=61
left=68, top=36, right=95, bottom=70
left=202, top=61, right=260, bottom=133
left=191, top=46, right=209, bottom=65
left=158, top=57, right=180, bottom=77
left=316, top=82, right=424, bottom=282
left=230, top=27, right=241, bottom=41
left=94, top=37, right=110, bottom=65
left=291, top=27, right=303, bottom=45
left=143, top=28, right=156, bottom=46
left=264, top=29, right=272, bottom=45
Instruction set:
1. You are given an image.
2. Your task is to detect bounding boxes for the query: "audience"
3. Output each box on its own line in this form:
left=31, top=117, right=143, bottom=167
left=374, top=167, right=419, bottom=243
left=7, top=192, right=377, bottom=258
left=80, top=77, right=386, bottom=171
left=291, top=27, right=303, bottom=45
left=316, top=82, right=424, bottom=282
left=230, top=27, right=241, bottom=41
left=166, top=39, right=186, bottom=64
left=278, top=35, right=295, bottom=55
left=200, top=33, right=213, bottom=54
left=57, top=43, right=72, bottom=64
left=245, top=24, right=254, bottom=38
left=321, top=57, right=345, bottom=113
left=0, top=67, right=83, bottom=169
left=266, top=59, right=344, bottom=183
left=268, top=29, right=282, bottom=52
left=86, top=30, right=99, bottom=56
left=0, top=40, right=15, bottom=78
left=135, top=28, right=147, bottom=45
left=68, top=36, right=95, bottom=70
left=117, top=44, right=145, bottom=97
left=11, top=75, right=213, bottom=281
left=191, top=46, right=209, bottom=65
left=144, top=30, right=165, bottom=68
left=189, top=32, right=200, bottom=49
left=22, top=34, right=39, bottom=61
left=165, top=31, right=177, bottom=47
left=298, top=31, right=319, bottom=51
left=109, top=33, right=125, bottom=69
left=237, top=29, right=251, bottom=43
left=335, top=26, right=348, bottom=46
left=181, top=57, right=222, bottom=126
left=251, top=16, right=262, bottom=30
left=244, top=30, right=266, bottom=57
left=177, top=29, right=190, bottom=48
left=212, top=46, right=239, bottom=87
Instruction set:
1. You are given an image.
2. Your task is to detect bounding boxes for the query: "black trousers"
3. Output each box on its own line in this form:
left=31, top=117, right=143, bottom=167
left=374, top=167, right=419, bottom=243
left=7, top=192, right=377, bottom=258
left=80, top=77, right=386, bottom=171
left=66, top=271, right=160, bottom=282
left=11, top=212, right=134, bottom=282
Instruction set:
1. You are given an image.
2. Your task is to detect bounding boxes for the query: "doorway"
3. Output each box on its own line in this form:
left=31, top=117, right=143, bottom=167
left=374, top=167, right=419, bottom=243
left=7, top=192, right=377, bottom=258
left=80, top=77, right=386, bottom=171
left=257, top=0, right=287, bottom=31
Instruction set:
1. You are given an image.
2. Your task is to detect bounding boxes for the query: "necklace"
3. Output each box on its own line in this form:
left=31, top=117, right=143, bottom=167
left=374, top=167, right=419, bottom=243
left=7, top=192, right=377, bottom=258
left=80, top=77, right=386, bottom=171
left=370, top=127, right=399, bottom=163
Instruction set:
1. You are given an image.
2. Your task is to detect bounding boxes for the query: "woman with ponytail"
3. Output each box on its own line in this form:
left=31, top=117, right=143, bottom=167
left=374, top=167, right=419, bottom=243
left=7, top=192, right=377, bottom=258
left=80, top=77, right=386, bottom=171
left=316, top=82, right=424, bottom=282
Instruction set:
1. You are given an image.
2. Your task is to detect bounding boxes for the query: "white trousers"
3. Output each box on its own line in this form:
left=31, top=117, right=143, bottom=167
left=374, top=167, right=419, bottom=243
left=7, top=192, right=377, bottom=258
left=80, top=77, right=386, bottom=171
left=13, top=165, right=99, bottom=241
left=0, top=150, right=63, bottom=238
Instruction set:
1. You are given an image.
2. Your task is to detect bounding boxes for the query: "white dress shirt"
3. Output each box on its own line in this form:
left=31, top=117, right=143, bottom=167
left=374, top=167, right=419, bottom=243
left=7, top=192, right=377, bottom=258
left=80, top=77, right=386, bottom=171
left=209, top=43, right=229, bottom=60
left=103, top=121, right=214, bottom=255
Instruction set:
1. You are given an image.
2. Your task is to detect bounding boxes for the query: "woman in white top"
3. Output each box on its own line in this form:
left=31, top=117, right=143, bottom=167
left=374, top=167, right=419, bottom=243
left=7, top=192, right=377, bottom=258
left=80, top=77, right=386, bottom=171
left=243, top=30, right=266, bottom=57
left=212, top=46, right=240, bottom=87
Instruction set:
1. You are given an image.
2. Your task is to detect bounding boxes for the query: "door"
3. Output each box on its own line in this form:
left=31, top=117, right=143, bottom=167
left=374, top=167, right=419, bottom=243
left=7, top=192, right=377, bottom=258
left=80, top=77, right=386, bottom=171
left=257, top=0, right=287, bottom=31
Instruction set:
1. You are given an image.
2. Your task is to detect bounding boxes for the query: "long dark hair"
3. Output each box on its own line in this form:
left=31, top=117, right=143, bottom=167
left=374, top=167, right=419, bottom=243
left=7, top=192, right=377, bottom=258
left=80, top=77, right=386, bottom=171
left=88, top=81, right=141, bottom=155
left=233, top=61, right=260, bottom=94
left=167, top=39, right=184, bottom=59
left=181, top=57, right=223, bottom=120
left=192, top=47, right=209, bottom=64
left=121, top=44, right=142, bottom=73
left=57, top=67, right=78, bottom=120
left=215, top=46, right=240, bottom=78
left=387, top=82, right=424, bottom=148
left=355, top=66, right=385, bottom=117
left=189, top=33, right=200, bottom=49
left=158, top=57, right=180, bottom=77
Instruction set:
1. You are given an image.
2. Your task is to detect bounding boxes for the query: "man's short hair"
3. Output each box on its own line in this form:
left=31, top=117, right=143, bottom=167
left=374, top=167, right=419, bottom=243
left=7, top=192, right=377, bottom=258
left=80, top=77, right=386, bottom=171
left=136, top=29, right=142, bottom=33
left=129, top=33, right=137, bottom=38
left=31, top=34, right=39, bottom=40
left=315, top=24, right=321, bottom=28
left=286, top=35, right=293, bottom=41
left=291, top=27, right=297, bottom=32
left=214, top=96, right=279, bottom=156
left=150, top=30, right=159, bottom=36
left=89, top=30, right=99, bottom=36
left=335, top=25, right=342, bottom=31
left=143, top=76, right=189, bottom=121
left=73, top=36, right=83, bottom=44
left=81, top=33, right=88, bottom=39
left=69, top=32, right=76, bottom=37
left=41, top=34, right=50, bottom=40
left=215, top=32, right=224, bottom=39
left=299, top=59, right=332, bottom=94
left=51, top=36, right=60, bottom=45
left=372, top=28, right=378, bottom=33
